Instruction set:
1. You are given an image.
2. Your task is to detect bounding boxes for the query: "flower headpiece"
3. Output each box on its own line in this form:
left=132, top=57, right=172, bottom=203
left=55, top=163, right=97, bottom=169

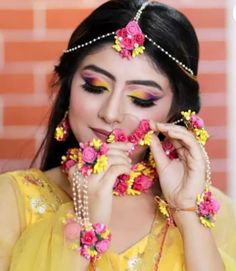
left=63, top=2, right=195, bottom=78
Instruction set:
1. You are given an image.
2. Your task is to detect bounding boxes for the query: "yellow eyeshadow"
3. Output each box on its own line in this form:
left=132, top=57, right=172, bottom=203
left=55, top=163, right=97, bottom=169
left=130, top=90, right=158, bottom=100
left=90, top=78, right=112, bottom=92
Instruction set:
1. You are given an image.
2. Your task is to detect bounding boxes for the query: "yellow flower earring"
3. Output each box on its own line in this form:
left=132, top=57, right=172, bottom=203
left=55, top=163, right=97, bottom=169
left=54, top=111, right=70, bottom=142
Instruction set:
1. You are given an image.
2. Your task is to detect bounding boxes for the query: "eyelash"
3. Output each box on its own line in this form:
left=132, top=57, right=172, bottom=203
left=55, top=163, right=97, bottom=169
left=82, top=80, right=157, bottom=108
left=82, top=81, right=107, bottom=94
left=129, top=96, right=156, bottom=108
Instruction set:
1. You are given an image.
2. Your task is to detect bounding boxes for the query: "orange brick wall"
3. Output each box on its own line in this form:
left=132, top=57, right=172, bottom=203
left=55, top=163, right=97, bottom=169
left=0, top=0, right=228, bottom=192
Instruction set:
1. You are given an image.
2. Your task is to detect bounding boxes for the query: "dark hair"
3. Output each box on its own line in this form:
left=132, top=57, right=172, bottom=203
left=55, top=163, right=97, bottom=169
left=34, top=0, right=200, bottom=171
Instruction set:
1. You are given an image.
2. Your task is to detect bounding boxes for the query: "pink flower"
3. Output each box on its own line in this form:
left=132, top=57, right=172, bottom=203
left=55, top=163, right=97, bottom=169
left=121, top=37, right=135, bottom=50
left=81, top=230, right=97, bottom=246
left=139, top=119, right=150, bottom=133
left=99, top=143, right=109, bottom=155
left=134, top=33, right=145, bottom=45
left=128, top=133, right=141, bottom=144
left=80, top=245, right=90, bottom=259
left=63, top=159, right=76, bottom=172
left=133, top=175, right=153, bottom=192
left=82, top=146, right=97, bottom=163
left=134, top=129, right=144, bottom=140
left=113, top=175, right=129, bottom=195
left=93, top=223, right=106, bottom=234
left=113, top=129, right=128, bottom=142
left=120, top=49, right=132, bottom=59
left=81, top=165, right=92, bottom=176
left=191, top=115, right=204, bottom=129
left=96, top=240, right=110, bottom=253
left=64, top=222, right=81, bottom=240
left=116, top=28, right=128, bottom=38
left=198, top=191, right=220, bottom=216
left=162, top=139, right=178, bottom=160
left=126, top=20, right=142, bottom=35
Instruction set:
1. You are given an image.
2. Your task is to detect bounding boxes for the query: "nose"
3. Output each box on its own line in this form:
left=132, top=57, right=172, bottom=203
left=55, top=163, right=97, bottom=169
left=98, top=91, right=124, bottom=126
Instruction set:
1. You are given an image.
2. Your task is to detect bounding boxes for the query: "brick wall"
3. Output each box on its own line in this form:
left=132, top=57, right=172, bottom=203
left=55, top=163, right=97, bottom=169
left=0, top=0, right=228, bottom=192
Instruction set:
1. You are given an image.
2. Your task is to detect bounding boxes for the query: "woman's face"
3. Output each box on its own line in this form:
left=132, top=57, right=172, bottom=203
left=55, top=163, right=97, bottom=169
left=69, top=44, right=173, bottom=147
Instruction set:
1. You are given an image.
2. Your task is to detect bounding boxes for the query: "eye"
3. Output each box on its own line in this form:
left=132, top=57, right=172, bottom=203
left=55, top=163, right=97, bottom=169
left=81, top=80, right=108, bottom=94
left=129, top=96, right=157, bottom=108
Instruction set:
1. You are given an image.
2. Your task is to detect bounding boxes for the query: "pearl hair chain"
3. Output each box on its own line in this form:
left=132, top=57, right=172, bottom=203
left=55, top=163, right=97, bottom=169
left=63, top=1, right=195, bottom=78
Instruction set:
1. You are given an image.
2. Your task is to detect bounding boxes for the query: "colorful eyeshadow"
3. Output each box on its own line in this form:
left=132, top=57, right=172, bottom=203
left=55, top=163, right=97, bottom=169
left=129, top=90, right=159, bottom=101
left=84, top=75, right=112, bottom=92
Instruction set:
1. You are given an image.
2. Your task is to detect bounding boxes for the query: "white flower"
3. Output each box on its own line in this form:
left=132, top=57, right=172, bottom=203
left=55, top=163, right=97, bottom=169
left=30, top=198, right=47, bottom=214
left=127, top=256, right=142, bottom=270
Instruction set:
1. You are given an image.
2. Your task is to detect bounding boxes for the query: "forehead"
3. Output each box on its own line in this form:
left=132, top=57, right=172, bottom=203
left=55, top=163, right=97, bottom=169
left=77, top=44, right=170, bottom=85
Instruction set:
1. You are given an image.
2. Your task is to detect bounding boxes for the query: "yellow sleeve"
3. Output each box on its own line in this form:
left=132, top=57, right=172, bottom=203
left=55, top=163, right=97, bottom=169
left=212, top=187, right=236, bottom=270
left=0, top=173, right=25, bottom=271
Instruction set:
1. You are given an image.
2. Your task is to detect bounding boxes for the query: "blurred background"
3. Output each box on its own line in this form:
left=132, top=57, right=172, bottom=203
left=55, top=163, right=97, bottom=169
left=0, top=0, right=235, bottom=199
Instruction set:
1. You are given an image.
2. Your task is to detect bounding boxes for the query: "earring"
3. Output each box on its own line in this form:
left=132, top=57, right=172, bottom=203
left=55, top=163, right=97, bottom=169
left=54, top=111, right=70, bottom=142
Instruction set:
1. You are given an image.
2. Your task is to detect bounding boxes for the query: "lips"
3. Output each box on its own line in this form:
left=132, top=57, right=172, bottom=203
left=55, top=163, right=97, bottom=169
left=91, top=128, right=112, bottom=141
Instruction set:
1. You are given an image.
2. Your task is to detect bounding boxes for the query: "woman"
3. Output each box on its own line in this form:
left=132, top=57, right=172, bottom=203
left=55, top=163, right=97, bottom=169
left=0, top=0, right=235, bottom=270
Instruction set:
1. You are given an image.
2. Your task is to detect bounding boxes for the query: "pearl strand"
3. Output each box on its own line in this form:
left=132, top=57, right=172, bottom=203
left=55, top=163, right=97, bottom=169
left=199, top=143, right=212, bottom=186
left=134, top=2, right=149, bottom=21
left=71, top=167, right=92, bottom=229
left=82, top=176, right=91, bottom=229
left=72, top=168, right=83, bottom=223
left=64, top=32, right=115, bottom=53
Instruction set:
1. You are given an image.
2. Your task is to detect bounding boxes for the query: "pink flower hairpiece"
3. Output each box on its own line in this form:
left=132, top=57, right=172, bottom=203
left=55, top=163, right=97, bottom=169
left=112, top=20, right=145, bottom=59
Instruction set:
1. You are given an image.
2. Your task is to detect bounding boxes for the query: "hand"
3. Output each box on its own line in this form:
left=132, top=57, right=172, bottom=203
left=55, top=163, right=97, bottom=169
left=150, top=122, right=206, bottom=209
left=68, top=142, right=132, bottom=225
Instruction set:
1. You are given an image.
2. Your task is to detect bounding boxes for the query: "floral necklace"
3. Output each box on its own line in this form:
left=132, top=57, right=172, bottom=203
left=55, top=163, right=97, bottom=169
left=61, top=120, right=163, bottom=196
left=61, top=111, right=207, bottom=197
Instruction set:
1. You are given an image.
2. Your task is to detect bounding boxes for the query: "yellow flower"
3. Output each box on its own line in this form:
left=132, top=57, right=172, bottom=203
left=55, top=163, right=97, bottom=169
left=195, top=128, right=209, bottom=145
left=136, top=163, right=146, bottom=171
left=181, top=110, right=195, bottom=121
left=129, top=171, right=140, bottom=179
left=55, top=127, right=64, bottom=140
left=88, top=248, right=97, bottom=257
left=132, top=46, right=145, bottom=57
left=61, top=155, right=66, bottom=162
left=93, top=155, right=108, bottom=174
left=148, top=152, right=156, bottom=168
left=158, top=200, right=169, bottom=217
left=196, top=193, right=202, bottom=205
left=200, top=217, right=215, bottom=228
left=112, top=37, right=121, bottom=52
left=71, top=242, right=79, bottom=250
left=101, top=229, right=110, bottom=239
left=91, top=138, right=102, bottom=150
left=127, top=188, right=141, bottom=196
left=143, top=168, right=152, bottom=176
left=139, top=131, right=153, bottom=146
left=107, top=133, right=115, bottom=143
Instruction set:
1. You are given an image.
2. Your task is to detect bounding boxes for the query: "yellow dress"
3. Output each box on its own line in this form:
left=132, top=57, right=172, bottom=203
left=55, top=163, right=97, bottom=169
left=0, top=169, right=236, bottom=271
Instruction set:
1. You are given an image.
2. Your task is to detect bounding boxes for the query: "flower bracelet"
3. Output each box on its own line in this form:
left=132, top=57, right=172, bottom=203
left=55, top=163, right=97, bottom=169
left=155, top=186, right=220, bottom=228
left=62, top=167, right=112, bottom=262
left=63, top=213, right=111, bottom=261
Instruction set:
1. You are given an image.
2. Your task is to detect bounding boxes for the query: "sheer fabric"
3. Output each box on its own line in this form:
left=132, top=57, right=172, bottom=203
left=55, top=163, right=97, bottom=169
left=0, top=169, right=235, bottom=271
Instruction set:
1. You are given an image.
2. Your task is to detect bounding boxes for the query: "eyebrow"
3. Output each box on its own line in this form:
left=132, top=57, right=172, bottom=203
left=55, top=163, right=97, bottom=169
left=82, top=64, right=163, bottom=92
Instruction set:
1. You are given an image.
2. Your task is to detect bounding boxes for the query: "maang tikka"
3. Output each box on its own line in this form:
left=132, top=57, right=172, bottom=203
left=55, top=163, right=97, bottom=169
left=63, top=1, right=195, bottom=78
left=54, top=111, right=70, bottom=142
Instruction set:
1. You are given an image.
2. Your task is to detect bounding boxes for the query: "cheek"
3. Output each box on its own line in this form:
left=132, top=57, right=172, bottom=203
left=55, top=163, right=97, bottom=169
left=151, top=95, right=173, bottom=122
left=128, top=94, right=173, bottom=123
left=69, top=88, right=97, bottom=122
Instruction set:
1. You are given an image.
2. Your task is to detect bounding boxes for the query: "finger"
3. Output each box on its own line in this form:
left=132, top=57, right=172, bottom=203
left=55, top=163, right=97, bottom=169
left=150, top=133, right=171, bottom=171
left=109, top=142, right=133, bottom=151
left=108, top=149, right=132, bottom=163
left=107, top=154, right=132, bottom=168
left=157, top=123, right=204, bottom=165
